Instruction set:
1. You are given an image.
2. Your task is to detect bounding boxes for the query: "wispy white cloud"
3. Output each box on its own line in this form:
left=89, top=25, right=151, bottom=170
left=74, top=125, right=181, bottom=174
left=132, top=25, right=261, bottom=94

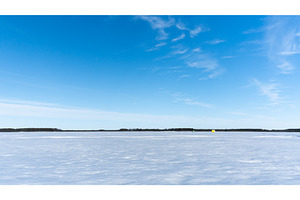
left=0, top=98, right=228, bottom=129
left=140, top=16, right=210, bottom=58
left=279, top=51, right=300, bottom=55
left=177, top=74, right=192, bottom=81
left=277, top=61, right=294, bottom=74
left=139, top=16, right=175, bottom=40
left=172, top=33, right=185, bottom=42
left=252, top=79, right=281, bottom=104
left=221, top=56, right=234, bottom=59
left=228, top=111, right=274, bottom=120
left=243, top=23, right=279, bottom=34
left=0, top=99, right=196, bottom=126
left=240, top=40, right=265, bottom=45
left=151, top=66, right=161, bottom=72
left=264, top=16, right=300, bottom=74
left=156, top=29, right=168, bottom=40
left=167, top=66, right=182, bottom=69
left=139, top=16, right=175, bottom=30
left=241, top=17, right=300, bottom=74
left=199, top=70, right=223, bottom=80
left=155, top=44, right=188, bottom=60
left=192, top=47, right=201, bottom=52
left=176, top=22, right=188, bottom=30
left=0, top=98, right=62, bottom=108
left=184, top=53, right=223, bottom=80
left=174, top=97, right=214, bottom=108
left=175, top=21, right=209, bottom=38
left=189, top=26, right=202, bottom=38
left=179, top=75, right=191, bottom=78
left=171, top=48, right=188, bottom=55
left=146, top=42, right=167, bottom=52
left=0, top=99, right=116, bottom=120
left=155, top=42, right=167, bottom=47
left=146, top=48, right=157, bottom=52
left=179, top=74, right=192, bottom=79
left=154, top=54, right=172, bottom=61
left=238, top=39, right=268, bottom=56
left=186, top=54, right=218, bottom=72
left=205, top=39, right=225, bottom=45
left=143, top=17, right=221, bottom=80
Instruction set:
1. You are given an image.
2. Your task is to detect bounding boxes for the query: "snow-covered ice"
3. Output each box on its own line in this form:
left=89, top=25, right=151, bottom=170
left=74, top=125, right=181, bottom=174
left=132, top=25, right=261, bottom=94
left=1, top=131, right=300, bottom=185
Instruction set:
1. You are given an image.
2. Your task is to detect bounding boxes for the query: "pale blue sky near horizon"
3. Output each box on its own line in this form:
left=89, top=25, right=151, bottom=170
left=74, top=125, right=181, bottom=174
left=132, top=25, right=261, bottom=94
left=1, top=15, right=300, bottom=129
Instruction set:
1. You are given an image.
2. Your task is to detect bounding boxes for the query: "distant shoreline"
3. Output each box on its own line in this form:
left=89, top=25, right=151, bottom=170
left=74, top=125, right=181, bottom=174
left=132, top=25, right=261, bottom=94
left=1, top=128, right=300, bottom=132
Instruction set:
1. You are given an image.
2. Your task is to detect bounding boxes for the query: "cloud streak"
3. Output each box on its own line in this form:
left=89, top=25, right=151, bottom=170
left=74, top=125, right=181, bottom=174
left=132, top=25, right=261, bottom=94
left=264, top=16, right=300, bottom=74
left=0, top=99, right=227, bottom=129
left=174, top=97, right=214, bottom=108
left=192, top=48, right=201, bottom=52
left=142, top=16, right=221, bottom=81
left=221, top=56, right=234, bottom=59
left=179, top=50, right=223, bottom=80
left=279, top=51, right=300, bottom=55
left=139, top=16, right=175, bottom=40
left=252, top=79, right=281, bottom=104
left=146, top=42, right=167, bottom=51
left=171, top=48, right=188, bottom=55
left=175, top=21, right=209, bottom=38
left=277, top=61, right=294, bottom=74
left=172, top=33, right=185, bottom=42
left=186, top=54, right=218, bottom=72
left=243, top=23, right=279, bottom=34
left=228, top=111, right=274, bottom=120
left=189, top=26, right=202, bottom=38
left=176, top=22, right=187, bottom=30
left=205, top=39, right=225, bottom=45
left=0, top=99, right=191, bottom=124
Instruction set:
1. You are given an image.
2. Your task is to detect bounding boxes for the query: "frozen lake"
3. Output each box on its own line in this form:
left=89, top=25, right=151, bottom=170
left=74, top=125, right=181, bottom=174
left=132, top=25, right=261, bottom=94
left=1, top=131, right=300, bottom=185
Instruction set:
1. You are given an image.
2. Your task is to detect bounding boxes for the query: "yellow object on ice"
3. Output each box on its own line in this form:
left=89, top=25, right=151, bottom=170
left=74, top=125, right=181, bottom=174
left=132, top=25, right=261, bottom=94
left=212, top=130, right=215, bottom=133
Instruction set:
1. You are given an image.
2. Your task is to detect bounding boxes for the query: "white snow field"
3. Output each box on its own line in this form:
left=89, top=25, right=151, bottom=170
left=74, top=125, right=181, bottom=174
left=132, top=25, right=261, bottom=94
left=1, top=131, right=300, bottom=185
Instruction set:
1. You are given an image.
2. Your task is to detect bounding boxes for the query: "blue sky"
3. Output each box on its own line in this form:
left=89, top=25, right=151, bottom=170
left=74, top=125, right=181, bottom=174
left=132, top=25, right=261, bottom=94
left=1, top=15, right=300, bottom=129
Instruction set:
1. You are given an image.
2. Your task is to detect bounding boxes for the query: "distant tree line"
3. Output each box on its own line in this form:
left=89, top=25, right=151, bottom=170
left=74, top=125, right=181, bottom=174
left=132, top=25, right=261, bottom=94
left=1, top=127, right=300, bottom=132
left=0, top=128, right=63, bottom=132
left=118, top=128, right=300, bottom=132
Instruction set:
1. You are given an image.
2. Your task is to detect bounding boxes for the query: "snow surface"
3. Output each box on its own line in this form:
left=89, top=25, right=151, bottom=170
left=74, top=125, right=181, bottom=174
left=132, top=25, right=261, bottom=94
left=1, top=131, right=300, bottom=185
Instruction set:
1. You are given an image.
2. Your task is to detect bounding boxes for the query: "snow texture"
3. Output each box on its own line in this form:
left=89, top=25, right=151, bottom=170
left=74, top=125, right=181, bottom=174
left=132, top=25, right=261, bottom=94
left=1, top=131, right=300, bottom=185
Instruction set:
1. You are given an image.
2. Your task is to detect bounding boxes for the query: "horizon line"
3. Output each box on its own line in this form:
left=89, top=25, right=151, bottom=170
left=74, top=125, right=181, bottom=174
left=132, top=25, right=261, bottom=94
left=1, top=127, right=300, bottom=132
